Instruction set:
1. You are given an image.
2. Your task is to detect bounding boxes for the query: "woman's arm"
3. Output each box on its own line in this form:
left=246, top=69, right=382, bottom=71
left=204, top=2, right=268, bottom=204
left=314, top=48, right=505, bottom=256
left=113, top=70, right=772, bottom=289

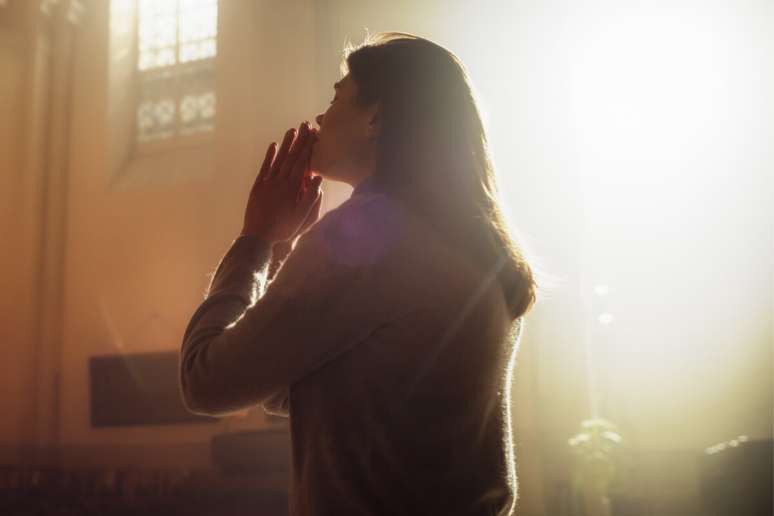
left=260, top=241, right=294, bottom=418
left=180, top=123, right=320, bottom=418
left=268, top=240, right=294, bottom=283
left=178, top=205, right=395, bottom=418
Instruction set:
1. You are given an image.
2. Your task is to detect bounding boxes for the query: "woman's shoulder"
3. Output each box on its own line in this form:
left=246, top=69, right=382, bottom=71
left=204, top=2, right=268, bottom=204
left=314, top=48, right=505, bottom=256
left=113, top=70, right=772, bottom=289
left=301, top=192, right=408, bottom=267
left=297, top=191, right=486, bottom=289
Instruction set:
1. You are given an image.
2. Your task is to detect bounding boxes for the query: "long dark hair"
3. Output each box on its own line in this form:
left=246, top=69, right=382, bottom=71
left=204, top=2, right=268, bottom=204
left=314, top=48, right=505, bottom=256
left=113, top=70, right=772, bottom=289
left=343, top=31, right=548, bottom=320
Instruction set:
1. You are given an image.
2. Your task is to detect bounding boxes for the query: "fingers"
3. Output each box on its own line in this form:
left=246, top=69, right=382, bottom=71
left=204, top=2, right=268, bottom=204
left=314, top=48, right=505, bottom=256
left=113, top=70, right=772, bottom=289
left=265, top=122, right=316, bottom=185
left=268, top=127, right=297, bottom=180
left=281, top=121, right=312, bottom=180
left=256, top=142, right=277, bottom=184
left=252, top=121, right=320, bottom=243
left=290, top=137, right=315, bottom=190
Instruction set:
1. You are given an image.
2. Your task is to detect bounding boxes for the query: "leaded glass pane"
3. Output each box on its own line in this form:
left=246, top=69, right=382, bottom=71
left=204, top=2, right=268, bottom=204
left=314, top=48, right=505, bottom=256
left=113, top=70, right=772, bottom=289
left=179, top=0, right=217, bottom=42
left=135, top=0, right=218, bottom=143
left=138, top=0, right=178, bottom=71
left=137, top=67, right=180, bottom=142
left=137, top=99, right=177, bottom=142
left=179, top=39, right=216, bottom=63
left=178, top=65, right=216, bottom=135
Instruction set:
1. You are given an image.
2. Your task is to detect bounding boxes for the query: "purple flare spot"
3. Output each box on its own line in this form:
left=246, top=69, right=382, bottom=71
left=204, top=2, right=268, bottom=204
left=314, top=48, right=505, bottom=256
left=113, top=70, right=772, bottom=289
left=321, top=193, right=402, bottom=267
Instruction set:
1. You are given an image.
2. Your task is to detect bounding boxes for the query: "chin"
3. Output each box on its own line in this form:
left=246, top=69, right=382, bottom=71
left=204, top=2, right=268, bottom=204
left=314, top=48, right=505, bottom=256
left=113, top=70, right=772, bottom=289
left=309, top=158, right=331, bottom=180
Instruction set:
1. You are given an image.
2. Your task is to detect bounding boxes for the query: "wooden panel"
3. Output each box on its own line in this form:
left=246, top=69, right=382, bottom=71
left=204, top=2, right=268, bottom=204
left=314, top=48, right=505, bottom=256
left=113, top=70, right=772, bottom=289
left=89, top=351, right=217, bottom=427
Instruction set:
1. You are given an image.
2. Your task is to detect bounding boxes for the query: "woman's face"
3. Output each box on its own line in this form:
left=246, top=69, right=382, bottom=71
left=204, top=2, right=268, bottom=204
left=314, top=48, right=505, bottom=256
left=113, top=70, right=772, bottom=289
left=311, top=74, right=379, bottom=187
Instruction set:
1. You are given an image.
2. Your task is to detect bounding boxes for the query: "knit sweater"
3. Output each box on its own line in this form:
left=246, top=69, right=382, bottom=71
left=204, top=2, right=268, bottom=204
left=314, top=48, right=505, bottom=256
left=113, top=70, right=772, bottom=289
left=179, top=176, right=525, bottom=516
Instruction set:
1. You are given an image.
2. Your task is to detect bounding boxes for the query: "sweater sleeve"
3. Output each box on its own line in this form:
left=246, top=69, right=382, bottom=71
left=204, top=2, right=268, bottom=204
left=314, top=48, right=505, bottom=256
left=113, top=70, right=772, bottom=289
left=179, top=207, right=392, bottom=417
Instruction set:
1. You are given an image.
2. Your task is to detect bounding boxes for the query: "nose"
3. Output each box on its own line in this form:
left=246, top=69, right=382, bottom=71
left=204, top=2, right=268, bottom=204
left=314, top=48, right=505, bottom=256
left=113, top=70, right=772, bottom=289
left=315, top=113, right=323, bottom=128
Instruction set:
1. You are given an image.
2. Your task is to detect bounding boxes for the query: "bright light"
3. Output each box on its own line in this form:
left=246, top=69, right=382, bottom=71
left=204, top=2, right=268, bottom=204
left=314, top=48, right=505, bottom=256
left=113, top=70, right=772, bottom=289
left=598, top=313, right=614, bottom=325
left=569, top=12, right=730, bottom=175
left=457, top=1, right=771, bottom=448
left=138, top=0, right=218, bottom=70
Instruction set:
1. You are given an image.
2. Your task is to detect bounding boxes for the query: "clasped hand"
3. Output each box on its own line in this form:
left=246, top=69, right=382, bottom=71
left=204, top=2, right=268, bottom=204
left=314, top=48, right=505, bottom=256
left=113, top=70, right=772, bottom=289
left=240, top=121, right=323, bottom=244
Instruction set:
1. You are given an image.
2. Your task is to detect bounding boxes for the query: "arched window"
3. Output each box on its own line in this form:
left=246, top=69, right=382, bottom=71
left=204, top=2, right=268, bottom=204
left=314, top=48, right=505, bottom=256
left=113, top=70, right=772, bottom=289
left=135, top=0, right=218, bottom=143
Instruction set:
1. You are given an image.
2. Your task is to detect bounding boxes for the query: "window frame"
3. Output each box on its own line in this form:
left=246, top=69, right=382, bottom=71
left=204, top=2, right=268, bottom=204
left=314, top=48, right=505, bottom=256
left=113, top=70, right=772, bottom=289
left=131, top=0, right=218, bottom=156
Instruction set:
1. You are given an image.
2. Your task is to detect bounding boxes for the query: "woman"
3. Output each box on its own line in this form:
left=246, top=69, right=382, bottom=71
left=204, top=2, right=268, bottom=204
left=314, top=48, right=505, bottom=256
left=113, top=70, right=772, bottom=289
left=180, top=32, right=540, bottom=516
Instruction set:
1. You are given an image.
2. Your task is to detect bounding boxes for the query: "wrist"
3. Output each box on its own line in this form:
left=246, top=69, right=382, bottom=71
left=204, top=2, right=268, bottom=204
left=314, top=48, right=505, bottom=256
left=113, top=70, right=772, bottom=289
left=238, top=230, right=277, bottom=245
left=271, top=239, right=293, bottom=257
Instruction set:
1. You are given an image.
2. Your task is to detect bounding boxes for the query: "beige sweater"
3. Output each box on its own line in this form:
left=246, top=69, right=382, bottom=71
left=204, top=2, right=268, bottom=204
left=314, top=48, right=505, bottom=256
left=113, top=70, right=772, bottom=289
left=179, top=177, right=525, bottom=515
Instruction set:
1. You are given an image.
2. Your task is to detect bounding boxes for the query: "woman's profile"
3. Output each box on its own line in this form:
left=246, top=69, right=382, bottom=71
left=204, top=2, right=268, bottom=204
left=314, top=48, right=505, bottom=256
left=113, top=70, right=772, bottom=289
left=180, top=31, right=539, bottom=516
